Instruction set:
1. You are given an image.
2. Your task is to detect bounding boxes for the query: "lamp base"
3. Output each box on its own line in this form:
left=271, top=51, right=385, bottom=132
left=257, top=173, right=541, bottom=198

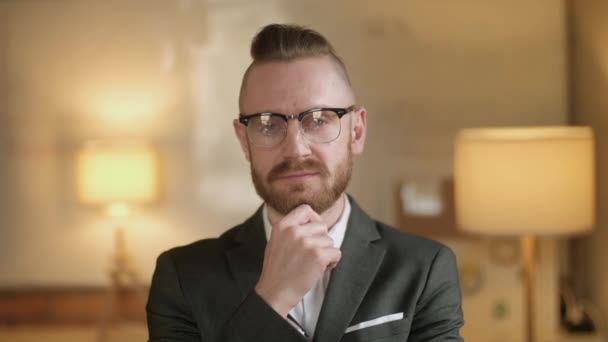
left=97, top=225, right=147, bottom=342
left=521, top=236, right=537, bottom=342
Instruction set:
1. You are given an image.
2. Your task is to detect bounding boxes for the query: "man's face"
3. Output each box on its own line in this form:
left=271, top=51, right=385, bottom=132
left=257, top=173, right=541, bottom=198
left=234, top=56, right=367, bottom=215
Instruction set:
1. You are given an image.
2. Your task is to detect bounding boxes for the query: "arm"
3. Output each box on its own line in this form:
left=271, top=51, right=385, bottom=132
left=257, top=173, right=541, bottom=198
left=409, top=246, right=465, bottom=341
left=146, top=251, right=308, bottom=342
left=216, top=290, right=308, bottom=341
left=146, top=251, right=202, bottom=342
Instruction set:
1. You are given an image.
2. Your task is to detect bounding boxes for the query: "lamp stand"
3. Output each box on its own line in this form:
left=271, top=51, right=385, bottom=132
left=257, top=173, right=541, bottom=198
left=521, top=236, right=537, bottom=342
left=97, top=224, right=146, bottom=342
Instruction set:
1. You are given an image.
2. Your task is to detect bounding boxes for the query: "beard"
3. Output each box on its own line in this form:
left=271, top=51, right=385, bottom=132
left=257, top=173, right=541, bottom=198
left=251, top=146, right=352, bottom=215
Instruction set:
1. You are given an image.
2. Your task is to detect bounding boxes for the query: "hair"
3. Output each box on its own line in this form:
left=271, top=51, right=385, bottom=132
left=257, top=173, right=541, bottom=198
left=239, top=24, right=352, bottom=109
left=250, top=24, right=346, bottom=67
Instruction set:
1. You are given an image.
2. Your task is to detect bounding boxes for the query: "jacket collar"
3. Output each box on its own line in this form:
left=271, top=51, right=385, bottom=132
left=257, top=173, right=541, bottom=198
left=225, top=195, right=385, bottom=342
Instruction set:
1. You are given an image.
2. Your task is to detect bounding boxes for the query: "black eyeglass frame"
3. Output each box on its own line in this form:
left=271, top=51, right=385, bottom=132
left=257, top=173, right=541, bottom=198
left=237, top=106, right=356, bottom=126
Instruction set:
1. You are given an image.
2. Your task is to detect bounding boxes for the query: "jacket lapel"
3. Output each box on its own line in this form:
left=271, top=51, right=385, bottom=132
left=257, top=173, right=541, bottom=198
left=313, top=198, right=386, bottom=342
left=223, top=199, right=386, bottom=342
left=224, top=206, right=267, bottom=297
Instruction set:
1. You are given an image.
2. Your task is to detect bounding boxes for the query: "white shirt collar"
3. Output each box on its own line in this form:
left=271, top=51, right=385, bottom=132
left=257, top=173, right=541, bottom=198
left=262, top=195, right=351, bottom=249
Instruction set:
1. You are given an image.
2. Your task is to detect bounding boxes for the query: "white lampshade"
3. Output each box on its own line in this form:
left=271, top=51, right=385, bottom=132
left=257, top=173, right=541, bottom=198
left=76, top=141, right=160, bottom=206
left=454, top=126, right=595, bottom=236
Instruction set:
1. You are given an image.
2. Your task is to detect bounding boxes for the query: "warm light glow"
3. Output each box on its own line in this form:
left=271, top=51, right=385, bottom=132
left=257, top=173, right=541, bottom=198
left=63, top=68, right=180, bottom=133
left=76, top=141, right=160, bottom=205
left=454, top=126, right=595, bottom=236
left=93, top=87, right=171, bottom=126
left=107, top=202, right=131, bottom=218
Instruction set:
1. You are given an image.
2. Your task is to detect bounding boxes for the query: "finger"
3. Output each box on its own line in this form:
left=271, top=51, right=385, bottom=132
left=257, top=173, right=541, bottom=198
left=270, top=222, right=329, bottom=247
left=269, top=204, right=315, bottom=238
left=295, top=222, right=331, bottom=237
left=316, top=247, right=341, bottom=267
left=326, top=247, right=341, bottom=264
left=325, top=261, right=339, bottom=272
left=277, top=204, right=322, bottom=230
left=301, top=235, right=335, bottom=249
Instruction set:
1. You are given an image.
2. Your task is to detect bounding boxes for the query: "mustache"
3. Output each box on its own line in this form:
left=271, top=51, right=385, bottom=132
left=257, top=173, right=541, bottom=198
left=267, top=158, right=327, bottom=181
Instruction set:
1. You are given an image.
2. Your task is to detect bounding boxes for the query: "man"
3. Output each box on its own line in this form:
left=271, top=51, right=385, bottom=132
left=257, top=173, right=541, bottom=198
left=147, top=24, right=464, bottom=342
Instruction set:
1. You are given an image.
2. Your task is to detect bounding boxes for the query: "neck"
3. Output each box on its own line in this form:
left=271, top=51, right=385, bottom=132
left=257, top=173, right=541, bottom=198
left=267, top=194, right=346, bottom=230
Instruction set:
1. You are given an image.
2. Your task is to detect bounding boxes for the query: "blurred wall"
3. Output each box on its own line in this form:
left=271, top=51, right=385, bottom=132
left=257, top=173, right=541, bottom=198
left=570, top=0, right=608, bottom=329
left=0, top=0, right=569, bottom=341
left=0, top=0, right=222, bottom=287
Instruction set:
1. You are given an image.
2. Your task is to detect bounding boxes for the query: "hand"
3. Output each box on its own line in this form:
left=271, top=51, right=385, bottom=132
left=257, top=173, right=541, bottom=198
left=254, top=204, right=342, bottom=317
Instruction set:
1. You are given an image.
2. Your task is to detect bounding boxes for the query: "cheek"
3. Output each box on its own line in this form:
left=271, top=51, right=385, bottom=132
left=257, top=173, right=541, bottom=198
left=250, top=150, right=277, bottom=175
left=313, top=144, right=347, bottom=171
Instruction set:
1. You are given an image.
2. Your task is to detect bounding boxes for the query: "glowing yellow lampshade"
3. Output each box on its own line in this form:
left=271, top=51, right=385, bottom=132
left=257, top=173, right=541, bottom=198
left=76, top=141, right=159, bottom=206
left=454, top=126, right=595, bottom=236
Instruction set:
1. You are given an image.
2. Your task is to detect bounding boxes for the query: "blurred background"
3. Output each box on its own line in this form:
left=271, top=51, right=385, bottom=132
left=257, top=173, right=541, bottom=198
left=0, top=0, right=606, bottom=341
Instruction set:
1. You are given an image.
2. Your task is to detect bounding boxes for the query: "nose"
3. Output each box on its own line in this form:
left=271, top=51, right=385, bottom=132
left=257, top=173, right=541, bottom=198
left=280, top=119, right=312, bottom=158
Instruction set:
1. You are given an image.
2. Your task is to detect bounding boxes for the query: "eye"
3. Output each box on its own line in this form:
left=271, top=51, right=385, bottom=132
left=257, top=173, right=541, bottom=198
left=261, top=125, right=275, bottom=136
left=315, top=111, right=333, bottom=125
left=312, top=117, right=328, bottom=126
left=258, top=122, right=275, bottom=135
left=253, top=115, right=283, bottom=136
left=302, top=110, right=335, bottom=130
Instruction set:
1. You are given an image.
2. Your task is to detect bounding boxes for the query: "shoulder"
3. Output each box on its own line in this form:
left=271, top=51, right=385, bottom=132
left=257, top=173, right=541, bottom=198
left=374, top=220, right=456, bottom=266
left=346, top=195, right=455, bottom=266
left=156, top=224, right=244, bottom=274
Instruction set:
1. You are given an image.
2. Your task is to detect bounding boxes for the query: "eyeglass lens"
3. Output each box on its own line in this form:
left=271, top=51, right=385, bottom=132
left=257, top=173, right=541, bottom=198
left=247, top=110, right=342, bottom=147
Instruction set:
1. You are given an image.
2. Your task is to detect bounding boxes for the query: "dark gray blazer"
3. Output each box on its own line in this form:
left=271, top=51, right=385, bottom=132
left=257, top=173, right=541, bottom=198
left=147, top=198, right=464, bottom=341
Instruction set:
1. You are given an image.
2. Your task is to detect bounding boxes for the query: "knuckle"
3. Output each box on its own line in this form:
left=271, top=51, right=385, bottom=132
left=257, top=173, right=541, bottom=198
left=314, top=222, right=327, bottom=231
left=301, top=204, right=313, bottom=212
left=310, top=223, right=327, bottom=235
left=295, top=204, right=311, bottom=214
left=285, top=226, right=299, bottom=239
left=276, top=221, right=289, bottom=231
left=301, top=237, right=312, bottom=249
left=312, top=248, right=324, bottom=260
left=302, top=204, right=316, bottom=217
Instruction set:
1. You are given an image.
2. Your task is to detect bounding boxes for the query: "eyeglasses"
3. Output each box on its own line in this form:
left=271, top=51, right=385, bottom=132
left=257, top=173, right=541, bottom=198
left=238, top=106, right=356, bottom=148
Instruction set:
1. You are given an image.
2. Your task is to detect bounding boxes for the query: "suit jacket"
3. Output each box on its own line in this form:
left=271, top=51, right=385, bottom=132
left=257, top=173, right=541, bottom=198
left=147, top=197, right=464, bottom=342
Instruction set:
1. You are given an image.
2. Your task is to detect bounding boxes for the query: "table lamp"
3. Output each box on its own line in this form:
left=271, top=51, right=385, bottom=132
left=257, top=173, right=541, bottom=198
left=76, top=141, right=159, bottom=284
left=75, top=140, right=159, bottom=340
left=454, top=126, right=595, bottom=342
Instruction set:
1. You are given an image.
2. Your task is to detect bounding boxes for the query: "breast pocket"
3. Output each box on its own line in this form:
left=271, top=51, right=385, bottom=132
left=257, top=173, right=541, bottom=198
left=340, top=316, right=411, bottom=342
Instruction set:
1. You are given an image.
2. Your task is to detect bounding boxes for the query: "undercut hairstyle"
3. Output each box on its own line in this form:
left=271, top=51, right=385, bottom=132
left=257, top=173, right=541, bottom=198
left=239, top=24, right=352, bottom=109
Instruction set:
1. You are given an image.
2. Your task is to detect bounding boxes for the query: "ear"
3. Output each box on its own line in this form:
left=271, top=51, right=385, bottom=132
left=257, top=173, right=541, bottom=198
left=350, top=106, right=367, bottom=155
left=233, top=119, right=251, bottom=162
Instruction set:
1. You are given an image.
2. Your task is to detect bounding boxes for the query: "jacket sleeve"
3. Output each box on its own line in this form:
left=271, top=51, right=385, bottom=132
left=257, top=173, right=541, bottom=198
left=408, top=245, right=465, bottom=341
left=146, top=251, right=203, bottom=342
left=216, top=289, right=308, bottom=342
left=146, top=251, right=308, bottom=342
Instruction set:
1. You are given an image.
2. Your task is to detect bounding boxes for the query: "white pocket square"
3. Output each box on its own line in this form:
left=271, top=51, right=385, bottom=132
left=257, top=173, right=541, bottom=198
left=345, top=312, right=404, bottom=333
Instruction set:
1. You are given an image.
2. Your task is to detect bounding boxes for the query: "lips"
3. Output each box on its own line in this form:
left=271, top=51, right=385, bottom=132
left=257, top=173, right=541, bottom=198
left=267, top=158, right=326, bottom=182
left=277, top=171, right=320, bottom=179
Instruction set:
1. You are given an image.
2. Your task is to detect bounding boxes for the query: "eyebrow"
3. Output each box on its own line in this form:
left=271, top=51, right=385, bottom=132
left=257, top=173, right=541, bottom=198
left=242, top=104, right=341, bottom=115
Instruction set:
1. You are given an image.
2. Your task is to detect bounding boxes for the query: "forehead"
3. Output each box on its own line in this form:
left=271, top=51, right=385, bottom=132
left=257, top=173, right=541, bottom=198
left=240, top=56, right=354, bottom=114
